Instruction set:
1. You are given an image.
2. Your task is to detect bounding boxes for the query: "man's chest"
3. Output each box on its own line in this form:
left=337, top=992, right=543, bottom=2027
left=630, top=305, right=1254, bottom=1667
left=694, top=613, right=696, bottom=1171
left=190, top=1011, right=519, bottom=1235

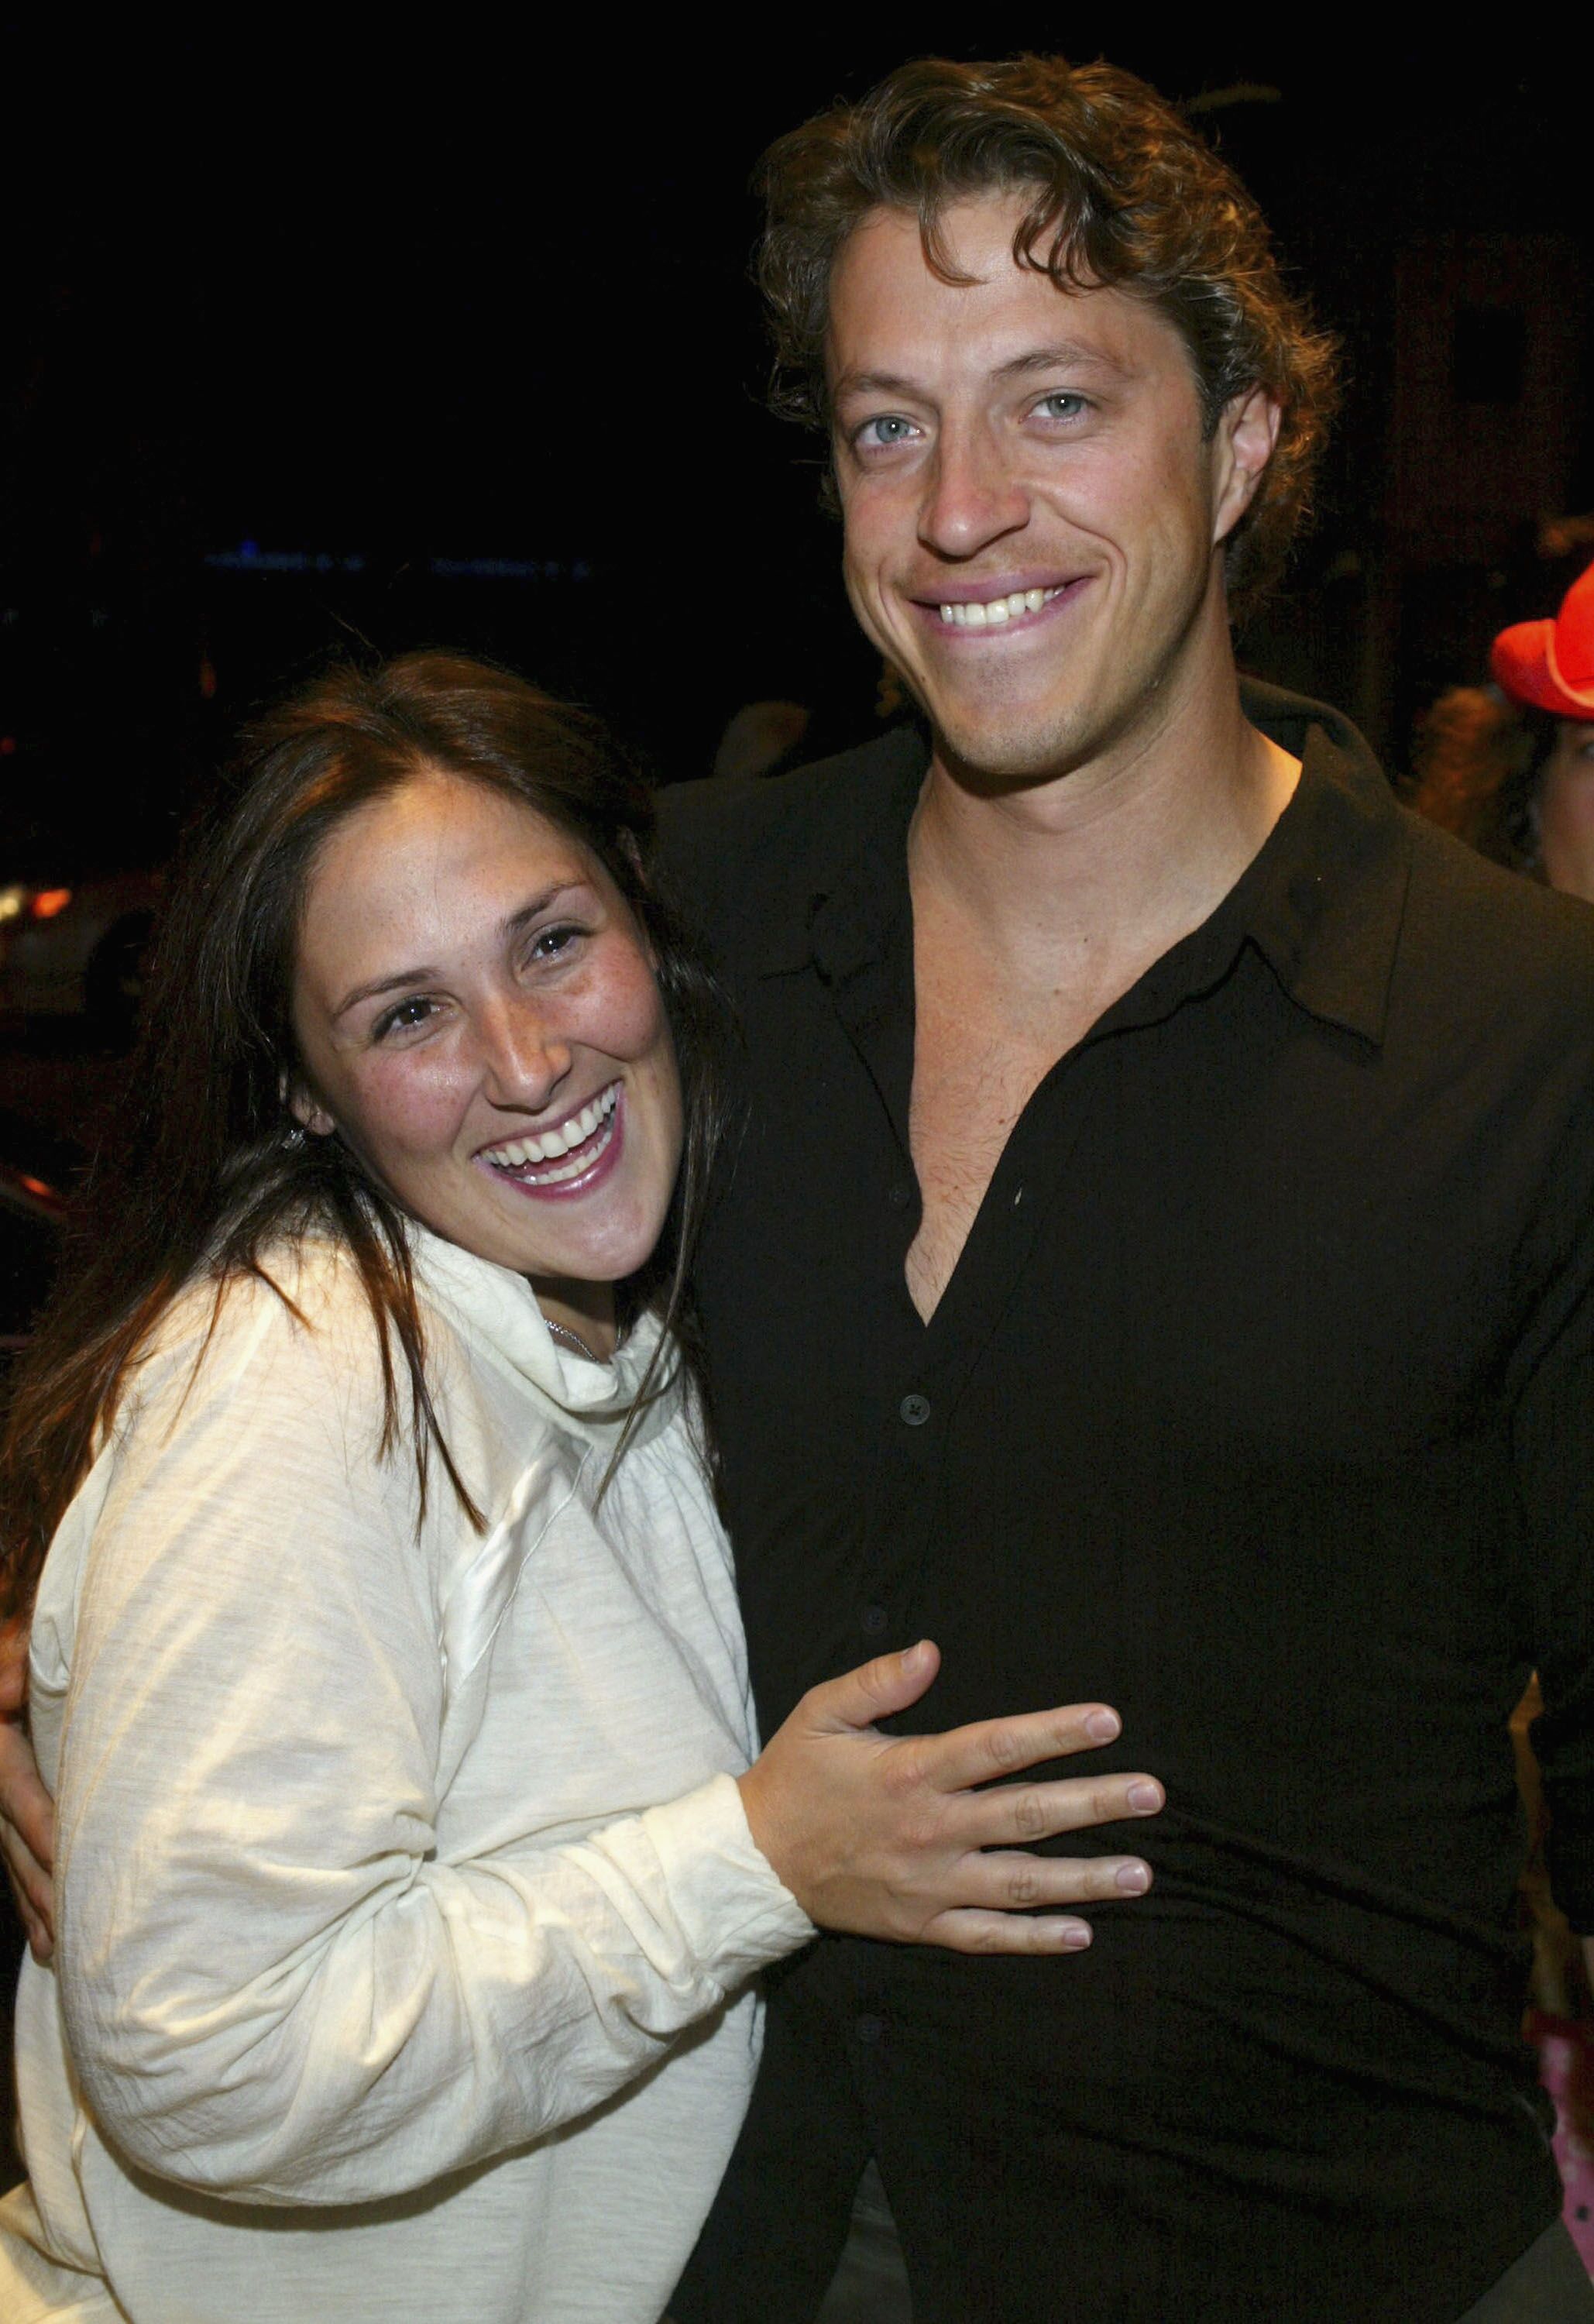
left=696, top=938, right=1548, bottom=1719
left=905, top=1004, right=1052, bottom=1324
left=905, top=929, right=1163, bottom=1319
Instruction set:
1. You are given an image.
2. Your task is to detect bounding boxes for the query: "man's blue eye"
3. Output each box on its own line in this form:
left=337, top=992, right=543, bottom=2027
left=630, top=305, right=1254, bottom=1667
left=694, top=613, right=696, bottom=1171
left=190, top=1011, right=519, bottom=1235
left=1038, top=394, right=1087, bottom=419
left=861, top=416, right=915, bottom=446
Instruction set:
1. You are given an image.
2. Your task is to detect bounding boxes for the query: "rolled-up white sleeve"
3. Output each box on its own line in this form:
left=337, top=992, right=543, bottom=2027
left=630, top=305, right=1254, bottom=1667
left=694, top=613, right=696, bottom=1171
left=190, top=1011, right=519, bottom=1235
left=54, top=1278, right=809, bottom=2207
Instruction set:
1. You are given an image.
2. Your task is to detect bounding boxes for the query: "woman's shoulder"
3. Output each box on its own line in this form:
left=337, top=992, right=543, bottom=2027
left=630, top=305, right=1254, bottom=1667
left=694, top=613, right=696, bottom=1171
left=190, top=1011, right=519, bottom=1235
left=33, top=1241, right=447, bottom=1722
left=101, top=1238, right=502, bottom=1511
left=133, top=1236, right=398, bottom=1401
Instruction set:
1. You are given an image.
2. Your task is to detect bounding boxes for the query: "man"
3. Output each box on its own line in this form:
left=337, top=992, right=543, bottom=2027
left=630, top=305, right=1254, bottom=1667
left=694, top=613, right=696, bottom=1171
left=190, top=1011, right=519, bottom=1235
left=653, top=55, right=1594, bottom=2324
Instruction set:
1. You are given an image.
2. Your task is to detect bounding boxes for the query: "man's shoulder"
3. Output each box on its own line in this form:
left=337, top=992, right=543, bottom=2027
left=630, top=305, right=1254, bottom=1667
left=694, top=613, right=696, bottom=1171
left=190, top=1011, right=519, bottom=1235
left=654, top=725, right=925, bottom=947
left=1400, top=803, right=1594, bottom=1029
left=1245, top=674, right=1594, bottom=1030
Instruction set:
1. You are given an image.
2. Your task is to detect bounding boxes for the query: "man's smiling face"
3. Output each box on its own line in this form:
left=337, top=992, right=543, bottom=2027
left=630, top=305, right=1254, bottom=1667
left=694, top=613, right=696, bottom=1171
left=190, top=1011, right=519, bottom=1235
left=827, top=195, right=1275, bottom=789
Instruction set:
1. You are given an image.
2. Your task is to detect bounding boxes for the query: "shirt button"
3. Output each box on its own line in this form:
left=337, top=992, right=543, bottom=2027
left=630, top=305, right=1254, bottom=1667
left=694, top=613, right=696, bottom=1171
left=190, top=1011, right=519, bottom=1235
left=861, top=1604, right=888, bottom=1637
left=854, top=2013, right=885, bottom=2045
left=899, top=1393, right=931, bottom=1427
left=887, top=1181, right=912, bottom=1210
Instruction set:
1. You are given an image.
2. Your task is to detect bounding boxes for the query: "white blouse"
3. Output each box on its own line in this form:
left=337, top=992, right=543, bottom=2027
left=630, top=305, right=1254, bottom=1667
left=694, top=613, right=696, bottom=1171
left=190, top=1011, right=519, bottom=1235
left=0, top=1229, right=812, bottom=2322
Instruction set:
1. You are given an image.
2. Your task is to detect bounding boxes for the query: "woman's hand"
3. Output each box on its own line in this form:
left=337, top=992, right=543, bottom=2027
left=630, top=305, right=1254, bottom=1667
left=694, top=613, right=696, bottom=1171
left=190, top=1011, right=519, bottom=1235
left=737, top=1640, right=1161, bottom=1954
left=0, top=1615, right=55, bottom=1962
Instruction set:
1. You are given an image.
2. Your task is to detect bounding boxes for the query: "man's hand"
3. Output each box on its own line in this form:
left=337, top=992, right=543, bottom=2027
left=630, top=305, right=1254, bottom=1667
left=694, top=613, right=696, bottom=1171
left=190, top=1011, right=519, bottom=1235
left=737, top=1639, right=1162, bottom=1954
left=0, top=1615, right=55, bottom=1962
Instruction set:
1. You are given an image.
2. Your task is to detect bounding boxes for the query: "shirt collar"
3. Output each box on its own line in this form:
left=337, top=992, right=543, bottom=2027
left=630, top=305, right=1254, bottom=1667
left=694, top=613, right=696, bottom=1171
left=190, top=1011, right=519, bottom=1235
left=1231, top=679, right=1411, bottom=1047
left=754, top=683, right=1410, bottom=1050
left=748, top=726, right=925, bottom=985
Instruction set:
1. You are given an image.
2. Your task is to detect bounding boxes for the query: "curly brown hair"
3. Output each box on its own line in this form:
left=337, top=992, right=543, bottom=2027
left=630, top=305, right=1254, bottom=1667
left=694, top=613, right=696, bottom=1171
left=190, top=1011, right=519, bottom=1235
left=757, top=55, right=1338, bottom=612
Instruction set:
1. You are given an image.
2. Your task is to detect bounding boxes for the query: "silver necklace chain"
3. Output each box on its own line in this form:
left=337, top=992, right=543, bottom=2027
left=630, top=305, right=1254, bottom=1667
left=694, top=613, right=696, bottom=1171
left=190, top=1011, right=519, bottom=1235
left=545, top=1315, right=603, bottom=1363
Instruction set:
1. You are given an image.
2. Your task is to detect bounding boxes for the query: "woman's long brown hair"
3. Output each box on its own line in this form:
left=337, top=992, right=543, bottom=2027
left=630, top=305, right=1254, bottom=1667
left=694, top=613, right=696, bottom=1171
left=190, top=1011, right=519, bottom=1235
left=0, top=652, right=732, bottom=1621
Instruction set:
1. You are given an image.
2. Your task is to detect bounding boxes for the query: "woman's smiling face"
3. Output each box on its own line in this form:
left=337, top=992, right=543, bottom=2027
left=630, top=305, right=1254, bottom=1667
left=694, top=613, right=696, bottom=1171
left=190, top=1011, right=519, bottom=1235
left=290, top=768, right=683, bottom=1318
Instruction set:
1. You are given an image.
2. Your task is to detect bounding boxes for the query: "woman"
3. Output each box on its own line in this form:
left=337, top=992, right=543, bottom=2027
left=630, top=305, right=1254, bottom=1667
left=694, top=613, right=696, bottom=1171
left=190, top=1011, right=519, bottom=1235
left=0, top=654, right=1158, bottom=2322
left=1413, top=559, right=1594, bottom=901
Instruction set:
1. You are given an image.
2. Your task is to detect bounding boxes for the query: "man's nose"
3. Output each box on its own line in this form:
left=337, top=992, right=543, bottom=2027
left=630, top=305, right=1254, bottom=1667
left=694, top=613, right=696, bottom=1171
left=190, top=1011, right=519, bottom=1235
left=476, top=997, right=573, bottom=1111
left=917, top=419, right=1029, bottom=561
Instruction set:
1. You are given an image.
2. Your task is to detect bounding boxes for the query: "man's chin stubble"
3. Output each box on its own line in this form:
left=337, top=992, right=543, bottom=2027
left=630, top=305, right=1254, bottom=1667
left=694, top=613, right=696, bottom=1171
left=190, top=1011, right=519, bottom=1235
left=929, top=702, right=1136, bottom=799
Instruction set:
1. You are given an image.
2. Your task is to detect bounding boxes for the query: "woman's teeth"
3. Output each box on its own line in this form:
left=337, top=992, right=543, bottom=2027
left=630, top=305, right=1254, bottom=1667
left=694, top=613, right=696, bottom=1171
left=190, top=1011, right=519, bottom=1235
left=939, top=585, right=1063, bottom=627
left=483, top=1085, right=619, bottom=1182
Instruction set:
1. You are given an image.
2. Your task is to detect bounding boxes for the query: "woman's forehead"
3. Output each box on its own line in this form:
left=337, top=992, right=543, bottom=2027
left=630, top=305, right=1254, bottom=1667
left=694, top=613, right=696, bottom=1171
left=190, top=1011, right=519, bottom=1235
left=314, top=773, right=594, bottom=900
left=297, top=774, right=606, bottom=991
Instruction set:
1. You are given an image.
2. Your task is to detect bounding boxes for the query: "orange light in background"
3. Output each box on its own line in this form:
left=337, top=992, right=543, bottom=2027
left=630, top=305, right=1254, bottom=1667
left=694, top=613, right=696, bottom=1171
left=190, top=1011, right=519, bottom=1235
left=29, top=889, right=72, bottom=920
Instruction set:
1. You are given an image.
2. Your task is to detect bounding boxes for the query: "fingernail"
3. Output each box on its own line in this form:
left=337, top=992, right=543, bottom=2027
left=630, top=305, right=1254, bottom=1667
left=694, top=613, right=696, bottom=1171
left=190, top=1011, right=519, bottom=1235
left=899, top=1641, right=926, bottom=1674
left=1060, top=1923, right=1092, bottom=1950
left=1126, top=1780, right=1162, bottom=1812
left=1115, top=1862, right=1151, bottom=1893
left=1084, top=1709, right=1119, bottom=1741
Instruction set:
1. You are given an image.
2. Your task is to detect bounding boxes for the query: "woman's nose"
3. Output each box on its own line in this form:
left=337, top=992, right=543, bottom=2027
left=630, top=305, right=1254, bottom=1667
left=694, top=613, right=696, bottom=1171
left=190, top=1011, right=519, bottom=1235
left=476, top=999, right=572, bottom=1111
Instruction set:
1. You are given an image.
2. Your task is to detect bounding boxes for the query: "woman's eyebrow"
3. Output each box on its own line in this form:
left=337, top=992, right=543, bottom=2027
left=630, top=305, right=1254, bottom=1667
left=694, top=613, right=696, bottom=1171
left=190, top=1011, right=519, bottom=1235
left=332, top=884, right=593, bottom=1021
left=332, top=964, right=441, bottom=1021
left=500, top=880, right=589, bottom=940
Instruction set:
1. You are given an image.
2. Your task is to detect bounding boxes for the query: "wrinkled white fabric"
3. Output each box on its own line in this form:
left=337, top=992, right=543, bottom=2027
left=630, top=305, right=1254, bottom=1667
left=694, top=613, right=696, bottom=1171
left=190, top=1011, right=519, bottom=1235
left=0, top=1230, right=812, bottom=2322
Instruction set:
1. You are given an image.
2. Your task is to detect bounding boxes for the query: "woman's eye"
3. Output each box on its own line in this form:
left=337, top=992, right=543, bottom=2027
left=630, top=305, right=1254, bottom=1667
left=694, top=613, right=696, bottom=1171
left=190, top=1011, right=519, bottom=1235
left=528, top=923, right=584, bottom=963
left=373, top=996, right=436, bottom=1040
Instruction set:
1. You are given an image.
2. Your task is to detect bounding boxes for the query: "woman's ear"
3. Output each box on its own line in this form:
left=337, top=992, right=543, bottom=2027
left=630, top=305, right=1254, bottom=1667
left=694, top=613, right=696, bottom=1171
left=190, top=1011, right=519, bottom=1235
left=619, top=828, right=647, bottom=883
left=287, top=1081, right=336, bottom=1138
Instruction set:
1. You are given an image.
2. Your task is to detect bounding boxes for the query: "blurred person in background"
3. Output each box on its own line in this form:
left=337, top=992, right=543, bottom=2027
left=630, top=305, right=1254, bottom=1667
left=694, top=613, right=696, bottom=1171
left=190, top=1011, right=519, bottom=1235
left=1414, top=559, right=1594, bottom=902
left=712, top=700, right=812, bottom=782
left=1415, top=556, right=1594, bottom=2277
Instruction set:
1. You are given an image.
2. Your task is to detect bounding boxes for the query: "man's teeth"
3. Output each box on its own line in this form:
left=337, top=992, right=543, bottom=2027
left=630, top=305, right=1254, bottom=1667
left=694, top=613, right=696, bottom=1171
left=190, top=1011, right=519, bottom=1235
left=483, top=1084, right=618, bottom=1174
left=939, top=585, right=1063, bottom=628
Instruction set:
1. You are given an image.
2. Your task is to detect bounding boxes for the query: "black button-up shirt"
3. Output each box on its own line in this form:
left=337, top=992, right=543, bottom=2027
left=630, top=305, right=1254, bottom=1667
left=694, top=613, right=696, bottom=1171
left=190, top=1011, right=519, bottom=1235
left=659, top=683, right=1594, bottom=2324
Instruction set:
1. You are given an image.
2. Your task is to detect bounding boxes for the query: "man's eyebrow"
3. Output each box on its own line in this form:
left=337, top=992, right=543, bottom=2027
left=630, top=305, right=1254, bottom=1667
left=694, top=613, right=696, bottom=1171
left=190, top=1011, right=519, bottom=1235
left=830, top=368, right=923, bottom=404
left=992, top=340, right=1134, bottom=383
left=831, top=342, right=1132, bottom=407
left=332, top=881, right=589, bottom=1020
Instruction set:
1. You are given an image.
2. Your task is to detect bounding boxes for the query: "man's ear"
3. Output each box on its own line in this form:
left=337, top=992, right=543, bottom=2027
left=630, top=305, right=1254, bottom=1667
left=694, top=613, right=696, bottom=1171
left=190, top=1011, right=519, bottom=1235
left=287, top=1081, right=336, bottom=1138
left=1211, top=387, right=1282, bottom=546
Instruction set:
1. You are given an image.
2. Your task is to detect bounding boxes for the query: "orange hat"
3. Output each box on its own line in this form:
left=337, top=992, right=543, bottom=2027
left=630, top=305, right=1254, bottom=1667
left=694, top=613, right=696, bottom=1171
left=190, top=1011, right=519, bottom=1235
left=1490, top=559, right=1594, bottom=719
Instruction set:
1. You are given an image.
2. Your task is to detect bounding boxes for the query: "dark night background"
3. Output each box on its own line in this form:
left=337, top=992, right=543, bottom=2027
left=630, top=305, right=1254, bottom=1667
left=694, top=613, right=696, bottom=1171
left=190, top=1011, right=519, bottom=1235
left=2, top=30, right=1590, bottom=870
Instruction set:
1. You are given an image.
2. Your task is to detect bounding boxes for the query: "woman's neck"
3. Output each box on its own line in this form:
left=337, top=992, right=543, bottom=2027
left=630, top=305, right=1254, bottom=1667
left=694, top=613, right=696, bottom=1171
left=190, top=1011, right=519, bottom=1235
left=533, top=1277, right=618, bottom=1360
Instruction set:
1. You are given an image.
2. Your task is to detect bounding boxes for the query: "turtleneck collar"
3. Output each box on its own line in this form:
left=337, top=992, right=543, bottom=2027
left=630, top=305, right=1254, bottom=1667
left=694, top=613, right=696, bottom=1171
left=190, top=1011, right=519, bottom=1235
left=408, top=1225, right=677, bottom=1452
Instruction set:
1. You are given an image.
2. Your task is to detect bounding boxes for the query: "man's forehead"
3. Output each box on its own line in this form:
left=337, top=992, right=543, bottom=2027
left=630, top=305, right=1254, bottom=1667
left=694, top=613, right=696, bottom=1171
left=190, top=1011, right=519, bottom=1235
left=826, top=203, right=1166, bottom=392
left=833, top=192, right=1026, bottom=288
